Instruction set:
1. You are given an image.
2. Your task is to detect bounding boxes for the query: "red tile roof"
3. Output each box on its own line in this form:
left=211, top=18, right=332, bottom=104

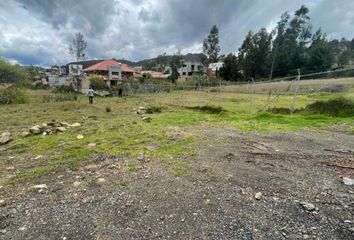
left=141, top=71, right=166, bottom=79
left=83, top=59, right=134, bottom=73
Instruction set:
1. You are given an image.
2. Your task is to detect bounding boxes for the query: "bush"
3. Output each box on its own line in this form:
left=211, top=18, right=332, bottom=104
left=0, top=87, right=29, bottom=104
left=31, top=82, right=50, bottom=90
left=105, top=106, right=111, bottom=112
left=53, top=85, right=75, bottom=93
left=146, top=105, right=162, bottom=114
left=89, top=75, right=107, bottom=90
left=42, top=93, right=77, bottom=103
left=304, top=97, right=354, bottom=117
left=0, top=60, right=29, bottom=85
left=185, top=105, right=225, bottom=114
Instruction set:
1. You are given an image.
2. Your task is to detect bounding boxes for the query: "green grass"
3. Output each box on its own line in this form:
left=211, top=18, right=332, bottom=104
left=170, top=162, right=190, bottom=177
left=1, top=86, right=353, bottom=185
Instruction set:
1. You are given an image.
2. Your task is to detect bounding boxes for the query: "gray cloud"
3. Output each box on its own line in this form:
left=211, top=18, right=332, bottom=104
left=1, top=0, right=354, bottom=66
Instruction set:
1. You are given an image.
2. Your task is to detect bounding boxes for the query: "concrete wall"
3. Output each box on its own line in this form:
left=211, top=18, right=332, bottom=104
left=178, top=61, right=204, bottom=76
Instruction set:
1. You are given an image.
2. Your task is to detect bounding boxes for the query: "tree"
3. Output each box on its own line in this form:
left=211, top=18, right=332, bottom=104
left=203, top=25, right=220, bottom=63
left=0, top=60, right=28, bottom=85
left=69, top=32, right=87, bottom=62
left=307, top=30, right=334, bottom=72
left=156, top=53, right=169, bottom=72
left=89, top=75, right=107, bottom=90
left=169, top=52, right=183, bottom=83
left=271, top=5, right=312, bottom=76
left=218, top=53, right=240, bottom=81
left=238, top=28, right=272, bottom=79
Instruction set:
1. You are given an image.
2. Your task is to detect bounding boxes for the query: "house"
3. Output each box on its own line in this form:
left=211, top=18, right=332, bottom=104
left=83, top=59, right=135, bottom=88
left=65, top=60, right=104, bottom=76
left=207, top=62, right=224, bottom=76
left=178, top=53, right=206, bottom=77
left=141, top=70, right=168, bottom=79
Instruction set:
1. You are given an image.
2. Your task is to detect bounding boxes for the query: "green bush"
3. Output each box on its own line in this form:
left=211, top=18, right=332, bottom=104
left=185, top=105, right=225, bottom=114
left=304, top=97, right=354, bottom=117
left=42, top=93, right=77, bottom=103
left=146, top=105, right=162, bottom=114
left=0, top=60, right=29, bottom=85
left=0, top=87, right=29, bottom=104
left=105, top=106, right=112, bottom=112
left=53, top=85, right=75, bottom=93
left=89, top=75, right=107, bottom=90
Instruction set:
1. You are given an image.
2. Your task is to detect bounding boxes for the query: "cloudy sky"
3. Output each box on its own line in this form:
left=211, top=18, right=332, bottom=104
left=1, top=0, right=354, bottom=66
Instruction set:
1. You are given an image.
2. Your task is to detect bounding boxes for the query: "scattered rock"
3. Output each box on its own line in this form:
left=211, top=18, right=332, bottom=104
left=56, top=127, right=66, bottom=132
left=6, top=166, right=15, bottom=171
left=343, top=177, right=354, bottom=186
left=29, top=126, right=41, bottom=135
left=0, top=199, right=5, bottom=206
left=76, top=134, right=84, bottom=140
left=71, top=123, right=81, bottom=127
left=73, top=181, right=81, bottom=187
left=303, top=234, right=310, bottom=239
left=300, top=202, right=316, bottom=211
left=88, top=143, right=96, bottom=147
left=29, top=184, right=47, bottom=190
left=142, top=116, right=152, bottom=122
left=96, top=178, right=107, bottom=185
left=34, top=155, right=43, bottom=160
left=255, top=192, right=263, bottom=200
left=21, top=131, right=31, bottom=137
left=60, top=122, right=70, bottom=127
left=0, top=132, right=12, bottom=145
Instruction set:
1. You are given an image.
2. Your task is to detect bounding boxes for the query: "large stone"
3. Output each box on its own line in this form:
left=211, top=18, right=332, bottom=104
left=300, top=202, right=316, bottom=211
left=21, top=131, right=31, bottom=137
left=142, top=116, right=152, bottom=122
left=29, top=126, right=42, bottom=134
left=343, top=177, right=354, bottom=186
left=71, top=123, right=81, bottom=128
left=60, top=122, right=70, bottom=127
left=56, top=127, right=67, bottom=132
left=96, top=178, right=107, bottom=185
left=255, top=192, right=262, bottom=200
left=0, top=132, right=12, bottom=145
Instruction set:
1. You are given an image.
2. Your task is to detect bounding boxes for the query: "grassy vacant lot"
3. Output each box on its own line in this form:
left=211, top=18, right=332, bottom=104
left=1, top=79, right=354, bottom=239
left=1, top=81, right=353, bottom=186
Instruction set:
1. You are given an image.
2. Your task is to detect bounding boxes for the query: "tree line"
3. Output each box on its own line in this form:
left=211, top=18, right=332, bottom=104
left=214, top=5, right=354, bottom=82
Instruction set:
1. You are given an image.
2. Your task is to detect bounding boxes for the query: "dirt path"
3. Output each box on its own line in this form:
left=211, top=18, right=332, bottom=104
left=1, top=127, right=354, bottom=239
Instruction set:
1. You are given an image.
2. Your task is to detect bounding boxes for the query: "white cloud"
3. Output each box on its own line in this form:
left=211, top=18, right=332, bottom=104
left=0, top=0, right=353, bottom=66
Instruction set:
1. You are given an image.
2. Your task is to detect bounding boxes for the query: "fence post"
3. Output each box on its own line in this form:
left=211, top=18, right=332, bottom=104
left=291, top=69, right=301, bottom=114
left=249, top=78, right=255, bottom=114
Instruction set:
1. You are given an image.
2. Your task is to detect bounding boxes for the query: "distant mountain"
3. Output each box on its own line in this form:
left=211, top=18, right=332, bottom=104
left=115, top=53, right=207, bottom=69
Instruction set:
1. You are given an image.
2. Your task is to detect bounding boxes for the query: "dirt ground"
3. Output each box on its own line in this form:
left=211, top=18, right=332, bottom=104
left=1, top=125, right=354, bottom=240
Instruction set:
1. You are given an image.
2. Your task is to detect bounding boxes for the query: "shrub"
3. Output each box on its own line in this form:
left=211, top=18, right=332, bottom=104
left=31, top=82, right=50, bottom=90
left=0, top=60, right=29, bottom=85
left=304, top=97, right=354, bottom=117
left=105, top=106, right=112, bottom=112
left=146, top=105, right=162, bottom=114
left=42, top=93, right=77, bottom=103
left=0, top=87, right=29, bottom=104
left=53, top=85, right=75, bottom=93
left=185, top=105, right=225, bottom=114
left=89, top=75, right=107, bottom=90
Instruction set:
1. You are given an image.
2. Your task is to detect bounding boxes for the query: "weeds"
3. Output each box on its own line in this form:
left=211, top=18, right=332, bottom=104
left=185, top=105, right=225, bottom=114
left=105, top=106, right=112, bottom=112
left=304, top=97, right=354, bottom=117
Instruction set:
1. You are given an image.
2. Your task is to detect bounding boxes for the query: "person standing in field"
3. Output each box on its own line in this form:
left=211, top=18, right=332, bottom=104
left=87, top=87, right=94, bottom=104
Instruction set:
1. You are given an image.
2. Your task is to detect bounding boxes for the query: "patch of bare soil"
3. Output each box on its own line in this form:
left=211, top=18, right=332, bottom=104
left=1, top=127, right=354, bottom=239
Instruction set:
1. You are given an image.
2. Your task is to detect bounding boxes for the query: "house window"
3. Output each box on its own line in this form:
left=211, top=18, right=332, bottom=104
left=182, top=72, right=186, bottom=75
left=191, top=65, right=195, bottom=71
left=183, top=65, right=187, bottom=68
left=188, top=72, right=193, bottom=76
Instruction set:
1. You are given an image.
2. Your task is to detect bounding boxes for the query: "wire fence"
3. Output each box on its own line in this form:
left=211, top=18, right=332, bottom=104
left=112, top=68, right=354, bottom=114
